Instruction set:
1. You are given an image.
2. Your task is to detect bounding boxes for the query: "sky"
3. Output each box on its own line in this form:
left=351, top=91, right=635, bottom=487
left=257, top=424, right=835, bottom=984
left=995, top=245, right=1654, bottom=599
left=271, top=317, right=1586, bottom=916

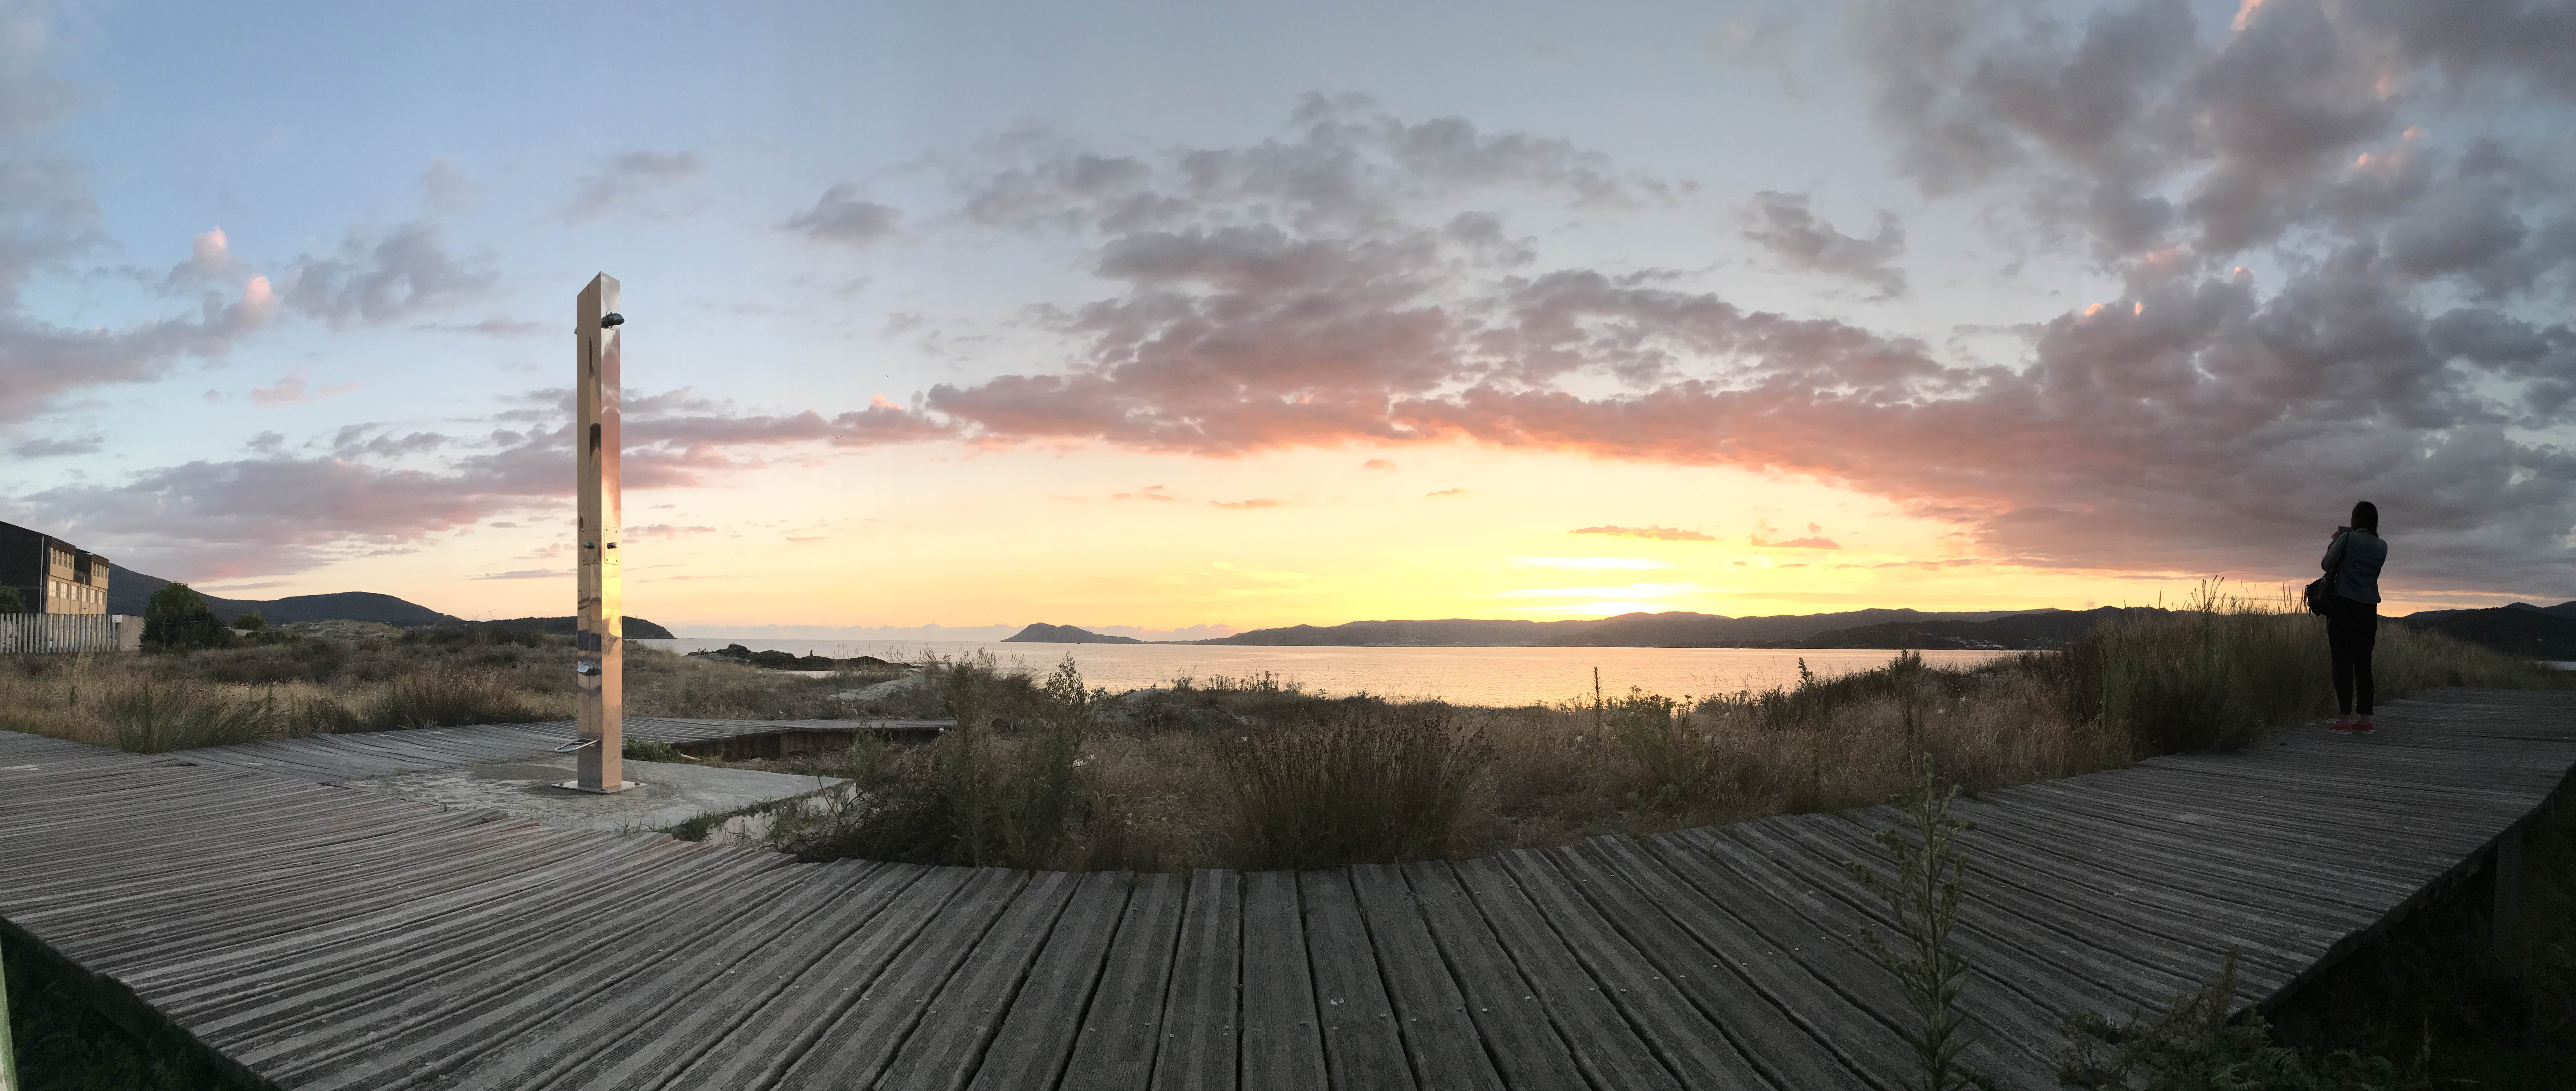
left=3, top=0, right=2572, bottom=637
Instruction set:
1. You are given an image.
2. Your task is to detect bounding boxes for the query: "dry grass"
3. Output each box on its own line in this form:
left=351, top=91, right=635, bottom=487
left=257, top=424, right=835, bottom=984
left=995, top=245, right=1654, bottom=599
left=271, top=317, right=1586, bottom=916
left=0, top=622, right=882, bottom=751
left=764, top=590, right=2568, bottom=873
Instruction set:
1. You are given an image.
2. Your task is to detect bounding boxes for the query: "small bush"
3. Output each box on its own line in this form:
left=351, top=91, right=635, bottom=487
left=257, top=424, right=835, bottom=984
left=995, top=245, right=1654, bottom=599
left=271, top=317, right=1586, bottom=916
left=232, top=610, right=266, bottom=632
left=1217, top=703, right=1486, bottom=870
left=0, top=584, right=26, bottom=613
left=623, top=739, right=685, bottom=763
left=1604, top=688, right=1723, bottom=809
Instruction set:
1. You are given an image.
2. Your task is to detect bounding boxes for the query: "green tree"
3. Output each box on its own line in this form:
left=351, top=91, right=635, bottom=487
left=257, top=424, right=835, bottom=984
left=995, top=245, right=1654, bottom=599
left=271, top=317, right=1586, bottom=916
left=0, top=584, right=25, bottom=613
left=143, top=583, right=230, bottom=651
left=233, top=610, right=267, bottom=631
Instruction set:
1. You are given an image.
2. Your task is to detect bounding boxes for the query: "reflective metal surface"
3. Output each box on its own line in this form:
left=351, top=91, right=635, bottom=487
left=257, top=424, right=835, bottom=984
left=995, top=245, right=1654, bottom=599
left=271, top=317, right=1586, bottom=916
left=574, top=273, right=625, bottom=792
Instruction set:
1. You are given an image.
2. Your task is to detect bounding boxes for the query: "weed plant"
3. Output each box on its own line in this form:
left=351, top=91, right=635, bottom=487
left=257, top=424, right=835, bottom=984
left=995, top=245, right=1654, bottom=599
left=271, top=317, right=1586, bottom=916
left=2060, top=954, right=2431, bottom=1090
left=1846, top=760, right=1994, bottom=1091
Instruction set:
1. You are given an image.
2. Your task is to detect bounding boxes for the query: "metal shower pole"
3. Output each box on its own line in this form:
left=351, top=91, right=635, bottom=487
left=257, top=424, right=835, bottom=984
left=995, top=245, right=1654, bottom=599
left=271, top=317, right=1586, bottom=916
left=569, top=273, right=629, bottom=792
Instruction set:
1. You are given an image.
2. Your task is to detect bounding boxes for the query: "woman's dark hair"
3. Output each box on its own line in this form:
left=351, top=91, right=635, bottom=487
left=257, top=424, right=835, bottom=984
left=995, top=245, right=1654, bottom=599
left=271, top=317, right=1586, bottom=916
left=2350, top=500, right=2378, bottom=533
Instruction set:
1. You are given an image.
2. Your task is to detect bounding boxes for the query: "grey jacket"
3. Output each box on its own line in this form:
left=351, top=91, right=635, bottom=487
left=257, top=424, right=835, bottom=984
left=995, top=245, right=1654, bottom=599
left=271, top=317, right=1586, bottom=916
left=2322, top=528, right=2386, bottom=604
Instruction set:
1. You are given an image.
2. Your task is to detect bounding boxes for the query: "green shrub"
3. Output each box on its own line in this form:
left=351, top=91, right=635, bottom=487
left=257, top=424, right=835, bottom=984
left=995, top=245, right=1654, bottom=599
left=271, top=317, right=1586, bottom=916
left=0, top=584, right=26, bottom=613
left=232, top=610, right=266, bottom=632
left=622, top=739, right=685, bottom=763
left=1217, top=703, right=1486, bottom=870
left=142, top=584, right=230, bottom=652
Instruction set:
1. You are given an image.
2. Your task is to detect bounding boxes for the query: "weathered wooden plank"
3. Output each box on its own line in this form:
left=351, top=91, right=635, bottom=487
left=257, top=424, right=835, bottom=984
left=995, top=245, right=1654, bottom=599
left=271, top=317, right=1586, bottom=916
left=657, top=866, right=993, bottom=1090
left=1345, top=864, right=1507, bottom=1091
left=1150, top=869, right=1241, bottom=1091
left=1298, top=870, right=1416, bottom=1091
left=961, top=871, right=1135, bottom=1091
left=1059, top=872, right=1187, bottom=1091
left=1547, top=839, right=1889, bottom=1090
left=1450, top=856, right=1685, bottom=1090
left=1395, top=861, right=1591, bottom=1090
left=876, top=870, right=1090, bottom=1091
left=533, top=861, right=921, bottom=1090
left=1670, top=828, right=2060, bottom=1086
left=1237, top=870, right=1327, bottom=1091
left=765, top=868, right=1036, bottom=1089
left=1492, top=848, right=1764, bottom=1089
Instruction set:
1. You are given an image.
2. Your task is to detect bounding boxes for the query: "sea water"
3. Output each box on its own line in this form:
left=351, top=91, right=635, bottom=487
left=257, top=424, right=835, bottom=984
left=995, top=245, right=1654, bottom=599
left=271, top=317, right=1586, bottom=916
left=633, top=638, right=2024, bottom=708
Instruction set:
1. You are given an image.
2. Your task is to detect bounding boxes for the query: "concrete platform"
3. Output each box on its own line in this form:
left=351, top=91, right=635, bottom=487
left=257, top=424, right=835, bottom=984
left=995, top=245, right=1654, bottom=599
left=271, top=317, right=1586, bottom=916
left=346, top=756, right=844, bottom=833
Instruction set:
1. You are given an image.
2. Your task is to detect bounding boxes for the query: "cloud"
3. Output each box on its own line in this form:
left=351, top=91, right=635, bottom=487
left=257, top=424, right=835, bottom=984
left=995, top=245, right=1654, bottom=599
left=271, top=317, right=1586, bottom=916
left=1497, top=583, right=1701, bottom=599
left=1362, top=457, right=1397, bottom=470
left=1424, top=487, right=1466, bottom=497
left=8, top=433, right=99, bottom=458
left=624, top=523, right=716, bottom=539
left=21, top=384, right=957, bottom=578
left=876, top=97, right=2576, bottom=596
left=249, top=376, right=359, bottom=407
left=1572, top=525, right=1717, bottom=542
left=418, top=316, right=548, bottom=337
left=1751, top=535, right=1842, bottom=549
left=1212, top=497, right=1283, bottom=509
left=784, top=184, right=904, bottom=247
left=421, top=157, right=478, bottom=213
left=283, top=221, right=493, bottom=327
left=1511, top=556, right=1673, bottom=570
left=0, top=2, right=76, bottom=138
left=1742, top=192, right=1908, bottom=297
left=471, top=569, right=564, bottom=581
left=563, top=150, right=704, bottom=222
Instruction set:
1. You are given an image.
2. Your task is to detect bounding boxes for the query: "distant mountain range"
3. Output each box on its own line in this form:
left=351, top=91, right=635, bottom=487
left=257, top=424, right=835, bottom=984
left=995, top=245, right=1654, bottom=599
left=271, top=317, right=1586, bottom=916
left=2393, top=602, right=2576, bottom=660
left=1005, top=601, right=2576, bottom=657
left=110, top=565, right=464, bottom=628
left=106, top=564, right=674, bottom=637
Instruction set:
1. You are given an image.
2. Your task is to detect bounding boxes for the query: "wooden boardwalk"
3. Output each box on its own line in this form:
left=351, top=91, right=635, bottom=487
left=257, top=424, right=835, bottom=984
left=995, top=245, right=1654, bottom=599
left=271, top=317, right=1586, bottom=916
left=171, top=717, right=948, bottom=783
left=2, top=688, right=2570, bottom=1090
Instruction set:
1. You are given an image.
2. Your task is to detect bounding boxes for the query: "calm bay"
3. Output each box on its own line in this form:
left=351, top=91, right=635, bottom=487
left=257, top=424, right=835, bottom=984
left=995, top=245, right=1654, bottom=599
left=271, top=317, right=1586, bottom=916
left=635, top=637, right=2024, bottom=708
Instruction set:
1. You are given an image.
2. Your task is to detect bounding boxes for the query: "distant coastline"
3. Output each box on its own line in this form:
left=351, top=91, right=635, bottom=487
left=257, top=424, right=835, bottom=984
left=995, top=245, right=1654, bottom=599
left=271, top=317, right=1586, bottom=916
left=1001, top=601, right=2576, bottom=656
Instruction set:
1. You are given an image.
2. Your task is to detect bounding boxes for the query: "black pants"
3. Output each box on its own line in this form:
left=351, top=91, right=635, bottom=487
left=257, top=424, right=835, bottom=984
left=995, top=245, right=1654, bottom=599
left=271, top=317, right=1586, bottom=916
left=2326, top=595, right=2377, bottom=715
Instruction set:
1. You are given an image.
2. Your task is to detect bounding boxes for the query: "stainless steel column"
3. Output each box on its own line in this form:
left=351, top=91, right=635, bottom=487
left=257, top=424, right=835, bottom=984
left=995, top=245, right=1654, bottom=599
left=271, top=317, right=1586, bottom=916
left=574, top=273, right=627, bottom=792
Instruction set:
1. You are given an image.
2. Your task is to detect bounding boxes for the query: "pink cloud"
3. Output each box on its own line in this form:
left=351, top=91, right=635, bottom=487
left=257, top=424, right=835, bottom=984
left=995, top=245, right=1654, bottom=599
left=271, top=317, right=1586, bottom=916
left=1572, top=525, right=1715, bottom=541
left=1751, top=536, right=1842, bottom=549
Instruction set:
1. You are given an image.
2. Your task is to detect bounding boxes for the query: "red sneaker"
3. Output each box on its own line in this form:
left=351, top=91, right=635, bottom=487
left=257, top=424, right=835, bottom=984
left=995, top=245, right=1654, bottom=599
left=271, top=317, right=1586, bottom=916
left=2351, top=720, right=2375, bottom=734
left=2328, top=718, right=2357, bottom=734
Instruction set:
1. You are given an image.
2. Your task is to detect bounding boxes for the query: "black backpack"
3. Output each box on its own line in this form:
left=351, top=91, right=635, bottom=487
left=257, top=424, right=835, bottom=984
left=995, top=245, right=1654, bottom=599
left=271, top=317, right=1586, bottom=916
left=2306, top=538, right=2343, bottom=615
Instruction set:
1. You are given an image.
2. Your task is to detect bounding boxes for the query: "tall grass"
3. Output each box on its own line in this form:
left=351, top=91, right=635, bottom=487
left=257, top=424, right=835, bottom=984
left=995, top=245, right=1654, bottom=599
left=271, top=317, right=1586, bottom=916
left=1216, top=704, right=1486, bottom=870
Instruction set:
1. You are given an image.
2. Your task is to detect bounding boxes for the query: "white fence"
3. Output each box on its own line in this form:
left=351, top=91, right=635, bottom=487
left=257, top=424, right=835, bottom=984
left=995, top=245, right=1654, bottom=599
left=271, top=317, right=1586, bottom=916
left=0, top=613, right=138, bottom=653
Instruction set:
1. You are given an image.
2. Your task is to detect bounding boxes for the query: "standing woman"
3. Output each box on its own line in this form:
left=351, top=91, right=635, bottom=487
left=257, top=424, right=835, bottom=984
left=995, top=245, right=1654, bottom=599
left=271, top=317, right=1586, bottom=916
left=2322, top=501, right=2388, bottom=733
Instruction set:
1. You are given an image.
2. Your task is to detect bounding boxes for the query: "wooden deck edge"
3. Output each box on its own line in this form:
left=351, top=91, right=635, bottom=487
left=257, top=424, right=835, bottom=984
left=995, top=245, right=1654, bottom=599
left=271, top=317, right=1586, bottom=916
left=2246, top=753, right=2576, bottom=1019
left=0, top=914, right=283, bottom=1091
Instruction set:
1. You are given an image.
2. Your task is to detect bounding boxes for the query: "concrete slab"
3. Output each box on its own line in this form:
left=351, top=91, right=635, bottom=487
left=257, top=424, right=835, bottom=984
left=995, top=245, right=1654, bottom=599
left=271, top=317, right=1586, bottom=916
left=347, top=756, right=844, bottom=834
